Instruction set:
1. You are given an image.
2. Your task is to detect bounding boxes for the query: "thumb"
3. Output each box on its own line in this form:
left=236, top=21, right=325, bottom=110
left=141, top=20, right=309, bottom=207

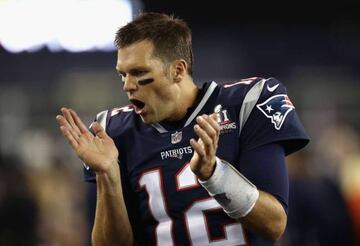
left=91, top=122, right=107, bottom=138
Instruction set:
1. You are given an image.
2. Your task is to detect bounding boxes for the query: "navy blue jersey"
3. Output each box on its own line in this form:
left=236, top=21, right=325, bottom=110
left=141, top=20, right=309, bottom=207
left=84, top=77, right=309, bottom=245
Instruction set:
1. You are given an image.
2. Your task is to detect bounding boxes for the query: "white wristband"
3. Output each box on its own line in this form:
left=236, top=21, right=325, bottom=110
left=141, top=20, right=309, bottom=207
left=198, top=157, right=259, bottom=218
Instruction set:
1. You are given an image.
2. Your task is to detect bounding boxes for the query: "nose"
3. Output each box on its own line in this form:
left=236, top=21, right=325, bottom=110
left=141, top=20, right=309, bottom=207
left=122, top=76, right=138, bottom=92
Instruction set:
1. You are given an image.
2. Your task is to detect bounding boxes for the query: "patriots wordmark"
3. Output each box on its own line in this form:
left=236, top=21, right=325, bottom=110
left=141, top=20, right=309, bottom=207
left=160, top=146, right=193, bottom=160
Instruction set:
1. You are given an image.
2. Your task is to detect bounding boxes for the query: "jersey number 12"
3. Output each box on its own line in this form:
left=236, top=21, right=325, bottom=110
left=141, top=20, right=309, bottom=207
left=139, top=163, right=246, bottom=245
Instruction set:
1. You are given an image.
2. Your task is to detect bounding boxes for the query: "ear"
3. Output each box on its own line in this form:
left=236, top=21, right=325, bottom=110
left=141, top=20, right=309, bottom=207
left=172, top=59, right=187, bottom=83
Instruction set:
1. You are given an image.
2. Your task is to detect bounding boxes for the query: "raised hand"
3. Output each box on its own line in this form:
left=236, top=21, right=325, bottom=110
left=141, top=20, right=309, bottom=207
left=56, top=107, right=119, bottom=173
left=189, top=114, right=220, bottom=181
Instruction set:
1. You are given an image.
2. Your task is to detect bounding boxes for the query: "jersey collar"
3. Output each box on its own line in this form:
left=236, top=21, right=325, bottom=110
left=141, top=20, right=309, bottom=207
left=151, top=81, right=218, bottom=133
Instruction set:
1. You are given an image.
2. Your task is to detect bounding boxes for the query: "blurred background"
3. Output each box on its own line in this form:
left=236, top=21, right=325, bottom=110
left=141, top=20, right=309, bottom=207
left=0, top=0, right=359, bottom=245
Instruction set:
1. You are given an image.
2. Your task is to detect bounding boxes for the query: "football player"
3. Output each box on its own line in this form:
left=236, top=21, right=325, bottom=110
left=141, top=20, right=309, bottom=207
left=56, top=12, right=309, bottom=246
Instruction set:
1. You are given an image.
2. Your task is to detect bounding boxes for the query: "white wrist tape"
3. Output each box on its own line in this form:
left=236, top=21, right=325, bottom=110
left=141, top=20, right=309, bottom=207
left=199, top=157, right=259, bottom=218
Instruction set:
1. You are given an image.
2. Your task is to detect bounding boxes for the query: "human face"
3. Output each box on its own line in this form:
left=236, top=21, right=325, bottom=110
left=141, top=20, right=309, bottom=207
left=116, top=40, right=179, bottom=124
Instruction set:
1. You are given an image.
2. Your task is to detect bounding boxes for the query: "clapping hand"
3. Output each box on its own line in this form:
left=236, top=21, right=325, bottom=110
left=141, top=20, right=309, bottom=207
left=190, top=114, right=220, bottom=181
left=56, top=107, right=119, bottom=173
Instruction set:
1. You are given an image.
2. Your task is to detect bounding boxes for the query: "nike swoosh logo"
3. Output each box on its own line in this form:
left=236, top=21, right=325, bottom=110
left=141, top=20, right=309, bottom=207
left=267, top=83, right=279, bottom=92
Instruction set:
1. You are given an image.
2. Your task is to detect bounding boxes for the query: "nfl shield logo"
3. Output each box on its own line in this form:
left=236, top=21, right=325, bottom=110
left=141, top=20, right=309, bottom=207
left=171, top=131, right=182, bottom=144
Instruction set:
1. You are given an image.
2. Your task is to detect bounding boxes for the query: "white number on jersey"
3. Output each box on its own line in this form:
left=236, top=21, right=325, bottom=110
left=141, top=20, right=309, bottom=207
left=139, top=163, right=246, bottom=246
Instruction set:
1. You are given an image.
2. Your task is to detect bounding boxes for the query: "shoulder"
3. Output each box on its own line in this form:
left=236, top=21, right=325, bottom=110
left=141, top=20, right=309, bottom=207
left=93, top=105, right=137, bottom=136
left=216, top=77, right=285, bottom=105
left=235, top=77, right=310, bottom=154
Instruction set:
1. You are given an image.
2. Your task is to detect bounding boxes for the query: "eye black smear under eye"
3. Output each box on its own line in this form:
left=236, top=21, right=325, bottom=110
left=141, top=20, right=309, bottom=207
left=138, top=78, right=154, bottom=86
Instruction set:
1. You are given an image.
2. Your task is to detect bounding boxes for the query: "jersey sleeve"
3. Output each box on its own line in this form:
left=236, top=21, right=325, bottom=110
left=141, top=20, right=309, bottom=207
left=239, top=142, right=289, bottom=214
left=239, top=77, right=309, bottom=155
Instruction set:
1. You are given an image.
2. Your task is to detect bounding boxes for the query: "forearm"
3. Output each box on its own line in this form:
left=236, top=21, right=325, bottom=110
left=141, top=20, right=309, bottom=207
left=199, top=157, right=287, bottom=242
left=92, top=165, right=133, bottom=246
left=239, top=190, right=287, bottom=242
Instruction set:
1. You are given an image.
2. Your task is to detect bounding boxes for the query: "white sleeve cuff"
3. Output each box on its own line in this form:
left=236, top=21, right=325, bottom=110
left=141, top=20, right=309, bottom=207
left=198, top=157, right=259, bottom=218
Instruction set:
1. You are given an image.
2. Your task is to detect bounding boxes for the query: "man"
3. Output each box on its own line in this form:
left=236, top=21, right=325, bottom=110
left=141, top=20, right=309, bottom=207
left=56, top=12, right=309, bottom=245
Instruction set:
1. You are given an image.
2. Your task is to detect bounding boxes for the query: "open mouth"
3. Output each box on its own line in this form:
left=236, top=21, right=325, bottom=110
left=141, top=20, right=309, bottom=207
left=130, top=99, right=145, bottom=113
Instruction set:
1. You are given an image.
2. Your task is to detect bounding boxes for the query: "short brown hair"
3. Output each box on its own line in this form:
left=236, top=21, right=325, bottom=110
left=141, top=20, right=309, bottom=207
left=115, top=12, right=193, bottom=76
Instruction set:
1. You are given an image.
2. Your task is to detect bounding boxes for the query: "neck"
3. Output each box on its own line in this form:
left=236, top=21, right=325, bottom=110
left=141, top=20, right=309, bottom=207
left=169, top=78, right=199, bottom=121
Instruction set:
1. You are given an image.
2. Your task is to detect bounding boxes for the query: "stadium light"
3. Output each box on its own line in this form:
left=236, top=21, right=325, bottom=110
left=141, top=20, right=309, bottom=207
left=0, top=0, right=135, bottom=53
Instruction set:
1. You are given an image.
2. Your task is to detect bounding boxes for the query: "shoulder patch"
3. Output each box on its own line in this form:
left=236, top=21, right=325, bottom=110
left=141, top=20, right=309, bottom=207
left=256, top=94, right=295, bottom=130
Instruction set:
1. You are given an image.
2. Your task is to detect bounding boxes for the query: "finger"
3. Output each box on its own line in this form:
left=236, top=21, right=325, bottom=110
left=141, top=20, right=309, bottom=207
left=61, top=108, right=82, bottom=135
left=56, top=114, right=68, bottom=127
left=69, top=109, right=91, bottom=134
left=56, top=115, right=82, bottom=141
left=210, top=112, right=219, bottom=122
left=190, top=138, right=205, bottom=158
left=92, top=122, right=108, bottom=139
left=194, top=124, right=213, bottom=148
left=196, top=115, right=218, bottom=141
left=207, top=114, right=220, bottom=147
left=193, top=125, right=215, bottom=158
left=194, top=122, right=218, bottom=158
left=60, top=126, right=79, bottom=149
left=208, top=114, right=221, bottom=135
